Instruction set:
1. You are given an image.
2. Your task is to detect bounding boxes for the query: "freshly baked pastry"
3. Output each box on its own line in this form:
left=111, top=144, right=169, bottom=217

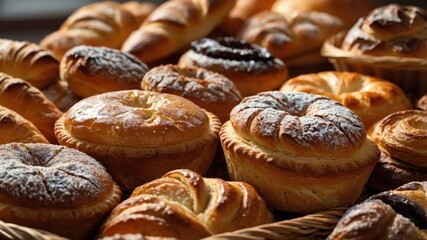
left=141, top=64, right=242, bottom=123
left=417, top=93, right=427, bottom=111
left=42, top=79, right=81, bottom=112
left=0, top=105, right=48, bottom=144
left=220, top=91, right=380, bottom=213
left=179, top=37, right=288, bottom=97
left=280, top=71, right=412, bottom=128
left=367, top=110, right=427, bottom=191
left=328, top=181, right=427, bottom=240
left=55, top=90, right=221, bottom=192
left=40, top=1, right=139, bottom=60
left=61, top=46, right=149, bottom=98
left=342, top=4, right=427, bottom=58
left=121, top=0, right=236, bottom=64
left=0, top=73, right=63, bottom=143
left=0, top=38, right=59, bottom=89
left=0, top=143, right=121, bottom=239
left=121, top=1, right=156, bottom=25
left=98, top=169, right=273, bottom=239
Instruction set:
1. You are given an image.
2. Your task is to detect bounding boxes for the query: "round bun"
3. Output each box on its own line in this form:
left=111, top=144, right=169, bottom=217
left=141, top=64, right=242, bottom=123
left=0, top=143, right=121, bottom=239
left=280, top=71, right=412, bottom=128
left=99, top=169, right=273, bottom=239
left=61, top=46, right=149, bottom=98
left=55, top=90, right=221, bottom=192
left=178, top=37, right=288, bottom=97
left=220, top=91, right=380, bottom=213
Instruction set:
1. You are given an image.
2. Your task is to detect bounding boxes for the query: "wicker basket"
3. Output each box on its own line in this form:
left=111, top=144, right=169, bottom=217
left=321, top=31, right=427, bottom=96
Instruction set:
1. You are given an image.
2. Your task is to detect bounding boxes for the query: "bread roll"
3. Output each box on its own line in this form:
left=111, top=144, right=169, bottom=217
left=121, top=1, right=156, bottom=25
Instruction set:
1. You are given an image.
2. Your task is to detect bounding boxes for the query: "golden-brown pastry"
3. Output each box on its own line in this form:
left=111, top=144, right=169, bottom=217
left=0, top=105, right=48, bottom=144
left=40, top=1, right=139, bottom=61
left=342, top=4, right=427, bottom=58
left=141, top=64, right=242, bottom=123
left=0, top=142, right=121, bottom=239
left=0, top=38, right=59, bottom=89
left=367, top=110, right=427, bottom=191
left=417, top=93, right=427, bottom=111
left=179, top=37, right=288, bottom=97
left=280, top=71, right=412, bottom=128
left=220, top=91, right=380, bottom=213
left=121, top=0, right=237, bottom=64
left=60, top=46, right=149, bottom=98
left=328, top=181, right=427, bottom=240
left=0, top=73, right=63, bottom=143
left=55, top=90, right=221, bottom=192
left=121, top=1, right=157, bottom=25
left=99, top=169, right=273, bottom=239
left=42, top=79, right=81, bottom=112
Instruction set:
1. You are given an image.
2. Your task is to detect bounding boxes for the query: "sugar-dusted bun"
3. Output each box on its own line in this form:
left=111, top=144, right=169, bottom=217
left=0, top=73, right=63, bottom=143
left=220, top=91, right=380, bottom=213
left=55, top=90, right=221, bottom=192
left=0, top=105, right=48, bottom=144
left=0, top=143, right=121, bottom=239
left=121, top=1, right=156, bottom=25
left=416, top=93, right=427, bottom=111
left=42, top=79, right=81, bottom=112
left=280, top=71, right=412, bottom=128
left=141, top=64, right=242, bottom=123
left=0, top=38, right=58, bottom=89
left=179, top=37, right=288, bottom=97
left=61, top=46, right=149, bottom=98
left=99, top=169, right=273, bottom=239
left=342, top=4, right=427, bottom=58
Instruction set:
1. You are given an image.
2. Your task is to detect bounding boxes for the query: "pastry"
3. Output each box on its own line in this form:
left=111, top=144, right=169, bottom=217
left=121, top=1, right=156, bottom=25
left=55, top=90, right=221, bottom=192
left=0, top=142, right=121, bottom=239
left=141, top=64, right=242, bottom=123
left=280, top=71, right=412, bottom=128
left=416, top=93, right=427, bottom=111
left=0, top=38, right=59, bottom=89
left=98, top=169, right=273, bottom=239
left=179, top=37, right=288, bottom=97
left=42, top=79, right=81, bottom=112
left=367, top=110, right=427, bottom=191
left=40, top=1, right=139, bottom=60
left=60, top=46, right=149, bottom=98
left=220, top=91, right=380, bottom=213
left=121, top=0, right=237, bottom=64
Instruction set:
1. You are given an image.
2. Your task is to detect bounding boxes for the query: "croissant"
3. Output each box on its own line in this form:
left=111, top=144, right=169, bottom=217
left=40, top=1, right=139, bottom=60
left=121, top=0, right=237, bottom=63
left=0, top=38, right=58, bottom=89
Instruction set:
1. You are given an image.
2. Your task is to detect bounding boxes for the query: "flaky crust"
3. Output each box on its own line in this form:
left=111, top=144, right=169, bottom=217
left=61, top=46, right=148, bottom=98
left=280, top=71, right=412, bottom=128
left=141, top=64, right=242, bottom=123
left=55, top=90, right=221, bottom=192
left=99, top=169, right=272, bottom=239
left=0, top=38, right=59, bottom=89
left=40, top=1, right=139, bottom=60
left=121, top=0, right=236, bottom=63
left=0, top=143, right=121, bottom=239
left=0, top=73, right=63, bottom=143
left=220, top=91, right=380, bottom=212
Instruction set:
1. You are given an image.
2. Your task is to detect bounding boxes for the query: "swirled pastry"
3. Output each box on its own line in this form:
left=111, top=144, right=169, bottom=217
left=179, top=37, right=288, bottom=97
left=280, top=71, right=412, bottom=128
left=55, top=90, right=221, bottom=192
left=141, top=64, right=242, bottom=123
left=367, top=110, right=427, bottom=191
left=0, top=143, right=121, bottom=239
left=98, top=169, right=272, bottom=240
left=220, top=91, right=380, bottom=213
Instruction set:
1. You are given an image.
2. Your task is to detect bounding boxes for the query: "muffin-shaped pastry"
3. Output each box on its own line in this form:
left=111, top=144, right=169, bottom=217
left=55, top=90, right=221, bottom=192
left=42, top=79, right=81, bottom=112
left=0, top=38, right=58, bottom=89
left=328, top=181, right=427, bottom=240
left=141, top=64, right=242, bottom=123
left=0, top=73, right=63, bottom=143
left=0, top=143, right=122, bottom=239
left=280, top=71, right=412, bottom=128
left=367, top=110, right=427, bottom=191
left=220, top=91, right=380, bottom=213
left=417, top=93, right=427, bottom=111
left=99, top=169, right=273, bottom=240
left=61, top=46, right=149, bottom=98
left=0, top=105, right=48, bottom=144
left=178, top=37, right=288, bottom=97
